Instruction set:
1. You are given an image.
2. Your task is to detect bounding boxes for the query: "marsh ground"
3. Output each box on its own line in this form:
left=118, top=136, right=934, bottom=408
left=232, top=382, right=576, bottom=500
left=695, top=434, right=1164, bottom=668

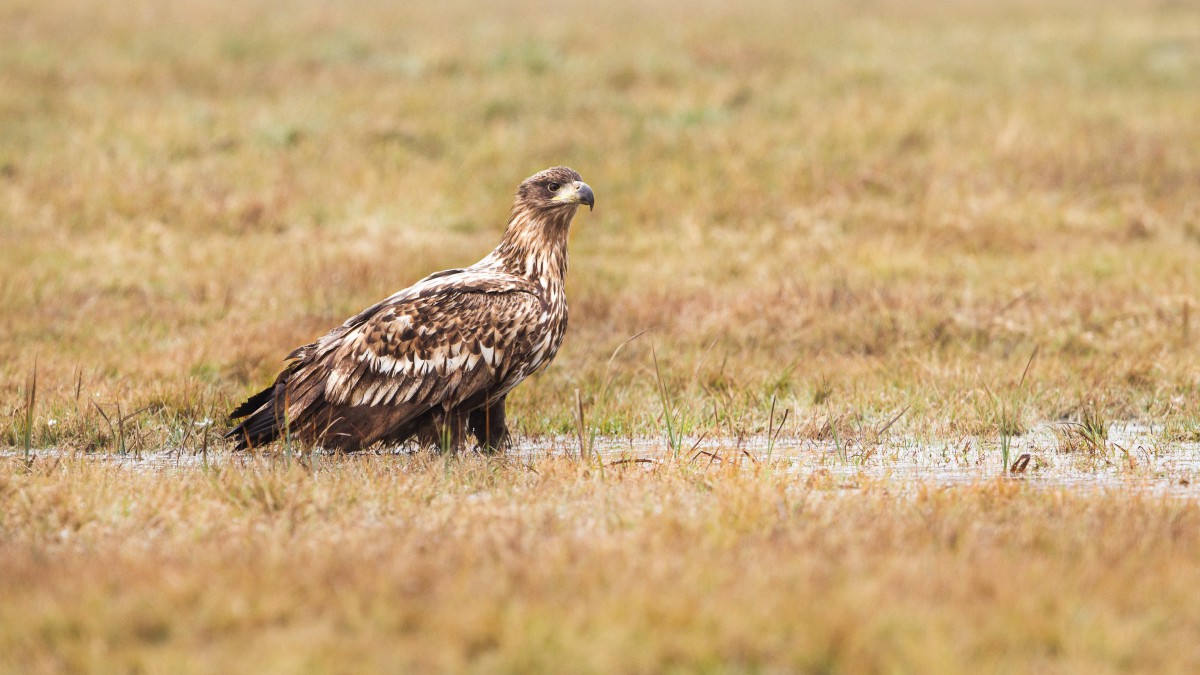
left=4, top=452, right=1200, bottom=673
left=2, top=0, right=1200, bottom=671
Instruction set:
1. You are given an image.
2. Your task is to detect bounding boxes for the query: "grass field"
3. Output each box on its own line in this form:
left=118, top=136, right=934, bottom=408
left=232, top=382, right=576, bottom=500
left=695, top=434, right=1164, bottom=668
left=3, top=0, right=1200, bottom=671
left=5, top=456, right=1200, bottom=673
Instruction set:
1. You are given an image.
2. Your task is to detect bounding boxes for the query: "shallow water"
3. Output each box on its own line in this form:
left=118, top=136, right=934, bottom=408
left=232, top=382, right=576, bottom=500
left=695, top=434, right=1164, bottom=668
left=9, top=422, right=1200, bottom=497
left=520, top=421, right=1200, bottom=497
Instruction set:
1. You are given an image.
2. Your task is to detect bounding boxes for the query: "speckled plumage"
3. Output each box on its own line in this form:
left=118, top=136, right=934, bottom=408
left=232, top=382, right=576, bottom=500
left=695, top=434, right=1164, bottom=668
left=227, top=167, right=593, bottom=452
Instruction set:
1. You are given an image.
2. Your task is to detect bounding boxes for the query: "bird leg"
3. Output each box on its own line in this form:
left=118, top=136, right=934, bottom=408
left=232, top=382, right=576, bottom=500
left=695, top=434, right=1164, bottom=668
left=416, top=408, right=469, bottom=453
left=467, top=395, right=508, bottom=453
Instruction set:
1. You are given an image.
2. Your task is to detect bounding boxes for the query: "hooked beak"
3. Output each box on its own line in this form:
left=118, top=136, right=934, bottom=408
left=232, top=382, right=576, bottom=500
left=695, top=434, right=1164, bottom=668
left=554, top=180, right=595, bottom=211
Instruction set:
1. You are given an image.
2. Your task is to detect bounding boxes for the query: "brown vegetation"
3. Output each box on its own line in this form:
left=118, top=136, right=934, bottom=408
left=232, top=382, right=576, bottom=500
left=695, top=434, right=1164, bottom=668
left=2, top=0, right=1199, bottom=669
left=4, top=455, right=1200, bottom=673
left=3, top=0, right=1199, bottom=446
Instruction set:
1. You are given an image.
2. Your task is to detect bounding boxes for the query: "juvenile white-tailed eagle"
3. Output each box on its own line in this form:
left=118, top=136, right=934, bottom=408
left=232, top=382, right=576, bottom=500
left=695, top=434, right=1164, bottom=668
left=227, top=166, right=594, bottom=452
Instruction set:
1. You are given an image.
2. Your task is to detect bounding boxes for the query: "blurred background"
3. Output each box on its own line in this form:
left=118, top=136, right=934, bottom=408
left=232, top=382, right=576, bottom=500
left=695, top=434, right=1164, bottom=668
left=2, top=0, right=1199, bottom=449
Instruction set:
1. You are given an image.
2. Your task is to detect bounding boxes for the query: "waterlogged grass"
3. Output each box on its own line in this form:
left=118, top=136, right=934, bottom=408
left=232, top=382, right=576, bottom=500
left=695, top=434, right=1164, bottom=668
left=2, top=453, right=1200, bottom=673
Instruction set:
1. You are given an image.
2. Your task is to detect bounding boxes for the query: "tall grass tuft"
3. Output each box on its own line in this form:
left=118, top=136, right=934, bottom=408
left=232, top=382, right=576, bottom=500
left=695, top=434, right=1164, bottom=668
left=573, top=388, right=587, bottom=461
left=982, top=346, right=1038, bottom=474
left=651, top=344, right=682, bottom=460
left=23, top=360, right=38, bottom=463
left=764, top=394, right=790, bottom=464
left=574, top=329, right=651, bottom=462
left=1055, top=401, right=1111, bottom=457
left=92, top=402, right=122, bottom=456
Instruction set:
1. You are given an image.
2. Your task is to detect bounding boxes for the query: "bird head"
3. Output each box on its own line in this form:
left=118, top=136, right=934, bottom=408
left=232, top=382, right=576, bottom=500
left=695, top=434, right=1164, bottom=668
left=514, top=166, right=595, bottom=214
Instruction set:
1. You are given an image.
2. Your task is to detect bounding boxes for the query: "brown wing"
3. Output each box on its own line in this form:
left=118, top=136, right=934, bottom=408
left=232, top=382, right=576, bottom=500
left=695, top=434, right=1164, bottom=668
left=280, top=278, right=545, bottom=445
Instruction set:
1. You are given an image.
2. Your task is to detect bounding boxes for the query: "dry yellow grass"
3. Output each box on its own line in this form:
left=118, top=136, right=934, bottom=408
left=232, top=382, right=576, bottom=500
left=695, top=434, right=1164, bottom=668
left=3, top=0, right=1200, bottom=446
left=3, top=0, right=1200, bottom=670
left=3, top=454, right=1200, bottom=673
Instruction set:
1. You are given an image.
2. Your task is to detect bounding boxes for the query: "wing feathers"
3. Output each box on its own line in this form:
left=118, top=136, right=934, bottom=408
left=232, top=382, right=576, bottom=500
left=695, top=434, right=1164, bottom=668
left=274, top=271, right=547, bottom=439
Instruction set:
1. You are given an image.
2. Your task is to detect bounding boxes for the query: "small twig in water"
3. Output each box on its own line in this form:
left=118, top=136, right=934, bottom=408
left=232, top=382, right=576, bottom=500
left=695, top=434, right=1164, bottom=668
left=686, top=429, right=711, bottom=459
left=608, top=458, right=657, bottom=467
left=872, top=405, right=910, bottom=444
left=1009, top=453, right=1032, bottom=474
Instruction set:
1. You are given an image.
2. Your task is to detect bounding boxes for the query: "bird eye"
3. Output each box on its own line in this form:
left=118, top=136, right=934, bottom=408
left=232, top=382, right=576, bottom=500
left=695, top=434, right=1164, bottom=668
left=548, top=182, right=560, bottom=193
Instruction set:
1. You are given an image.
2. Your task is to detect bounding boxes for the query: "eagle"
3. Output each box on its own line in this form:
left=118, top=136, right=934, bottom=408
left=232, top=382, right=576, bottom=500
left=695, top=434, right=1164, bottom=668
left=226, top=166, right=594, bottom=452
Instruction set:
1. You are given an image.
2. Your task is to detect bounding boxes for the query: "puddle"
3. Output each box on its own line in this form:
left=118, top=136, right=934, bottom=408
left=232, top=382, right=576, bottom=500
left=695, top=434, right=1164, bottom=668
left=517, top=421, right=1200, bottom=497
left=7, top=422, right=1199, bottom=497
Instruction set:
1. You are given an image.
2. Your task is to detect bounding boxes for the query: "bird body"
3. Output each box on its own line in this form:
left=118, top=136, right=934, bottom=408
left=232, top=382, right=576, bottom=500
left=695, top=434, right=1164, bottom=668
left=227, top=167, right=594, bottom=452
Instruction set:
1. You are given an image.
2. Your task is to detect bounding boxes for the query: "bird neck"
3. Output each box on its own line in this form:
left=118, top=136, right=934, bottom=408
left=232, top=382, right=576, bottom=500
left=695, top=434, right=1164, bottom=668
left=484, top=207, right=574, bottom=284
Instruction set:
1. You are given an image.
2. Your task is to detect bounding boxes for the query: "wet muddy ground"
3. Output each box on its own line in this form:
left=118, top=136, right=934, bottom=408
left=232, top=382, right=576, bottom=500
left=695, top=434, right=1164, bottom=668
left=14, top=422, right=1200, bottom=497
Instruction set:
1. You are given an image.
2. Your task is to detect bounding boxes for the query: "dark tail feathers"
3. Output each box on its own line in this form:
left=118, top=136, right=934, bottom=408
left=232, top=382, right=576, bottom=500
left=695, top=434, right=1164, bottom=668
left=226, top=385, right=281, bottom=450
